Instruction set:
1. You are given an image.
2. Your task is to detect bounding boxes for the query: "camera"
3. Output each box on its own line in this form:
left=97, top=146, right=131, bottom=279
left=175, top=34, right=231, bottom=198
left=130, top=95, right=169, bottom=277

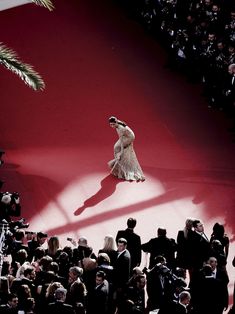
left=8, top=218, right=30, bottom=233
left=0, top=191, right=21, bottom=221
left=25, top=231, right=36, bottom=235
left=0, top=217, right=30, bottom=256
left=37, top=232, right=48, bottom=238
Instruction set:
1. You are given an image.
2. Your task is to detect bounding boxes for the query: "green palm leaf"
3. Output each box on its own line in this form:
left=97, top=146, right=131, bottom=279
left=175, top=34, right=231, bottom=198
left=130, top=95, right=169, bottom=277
left=0, top=43, right=45, bottom=91
left=31, top=0, right=54, bottom=11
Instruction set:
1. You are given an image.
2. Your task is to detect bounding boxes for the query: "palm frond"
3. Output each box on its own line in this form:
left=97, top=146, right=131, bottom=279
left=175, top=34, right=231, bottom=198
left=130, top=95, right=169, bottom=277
left=31, top=0, right=54, bottom=11
left=0, top=43, right=45, bottom=91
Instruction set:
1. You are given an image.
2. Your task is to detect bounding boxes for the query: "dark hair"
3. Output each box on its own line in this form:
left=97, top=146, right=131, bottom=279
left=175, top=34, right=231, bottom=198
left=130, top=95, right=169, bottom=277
left=8, top=293, right=18, bottom=302
left=127, top=218, right=137, bottom=229
left=157, top=228, right=167, bottom=237
left=192, top=219, right=201, bottom=228
left=24, top=266, right=35, bottom=277
left=109, top=116, right=117, bottom=123
left=49, top=262, right=59, bottom=273
left=117, top=237, right=127, bottom=245
left=212, top=222, right=225, bottom=237
left=109, top=116, right=127, bottom=127
left=202, top=264, right=212, bottom=276
left=37, top=232, right=48, bottom=238
left=34, top=247, right=45, bottom=260
left=80, top=246, right=94, bottom=259
left=14, top=229, right=25, bottom=241
left=25, top=297, right=35, bottom=311
left=154, top=255, right=166, bottom=264
left=135, top=274, right=146, bottom=284
left=96, top=270, right=106, bottom=280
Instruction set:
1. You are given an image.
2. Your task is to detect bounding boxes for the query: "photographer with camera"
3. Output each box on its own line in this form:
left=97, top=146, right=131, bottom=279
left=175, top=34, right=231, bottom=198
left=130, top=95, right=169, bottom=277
left=124, top=273, right=146, bottom=314
left=143, top=255, right=187, bottom=313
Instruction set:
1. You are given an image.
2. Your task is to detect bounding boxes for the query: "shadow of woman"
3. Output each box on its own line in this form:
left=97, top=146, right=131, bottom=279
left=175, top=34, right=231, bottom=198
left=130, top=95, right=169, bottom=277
left=74, top=174, right=123, bottom=216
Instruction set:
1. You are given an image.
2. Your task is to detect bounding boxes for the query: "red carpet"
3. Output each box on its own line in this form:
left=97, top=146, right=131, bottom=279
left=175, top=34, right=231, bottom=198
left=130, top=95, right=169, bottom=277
left=0, top=0, right=235, bottom=304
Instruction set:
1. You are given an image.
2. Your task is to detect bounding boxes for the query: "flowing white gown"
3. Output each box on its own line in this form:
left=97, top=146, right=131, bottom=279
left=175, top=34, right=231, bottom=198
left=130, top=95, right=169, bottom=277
left=108, top=124, right=145, bottom=181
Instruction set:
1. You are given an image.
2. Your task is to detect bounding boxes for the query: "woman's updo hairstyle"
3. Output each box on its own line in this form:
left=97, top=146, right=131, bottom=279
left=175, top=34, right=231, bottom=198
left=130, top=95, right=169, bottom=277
left=109, top=116, right=126, bottom=127
left=109, top=116, right=117, bottom=123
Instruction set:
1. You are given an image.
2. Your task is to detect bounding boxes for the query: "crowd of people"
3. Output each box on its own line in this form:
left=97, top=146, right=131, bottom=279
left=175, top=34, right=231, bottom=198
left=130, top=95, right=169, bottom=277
left=1, top=1, right=235, bottom=312
left=118, top=0, right=235, bottom=137
left=0, top=200, right=234, bottom=314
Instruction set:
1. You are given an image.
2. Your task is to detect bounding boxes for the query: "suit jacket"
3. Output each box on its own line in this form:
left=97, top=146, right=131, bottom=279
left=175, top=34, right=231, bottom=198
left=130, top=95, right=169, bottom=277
left=215, top=268, right=229, bottom=309
left=188, top=231, right=210, bottom=270
left=87, top=280, right=109, bottom=314
left=141, top=236, right=177, bottom=269
left=47, top=301, right=75, bottom=314
left=113, top=249, right=131, bottom=289
left=116, top=228, right=141, bottom=269
left=10, top=277, right=36, bottom=297
left=0, top=304, right=18, bottom=314
left=146, top=270, right=174, bottom=311
left=176, top=229, right=194, bottom=268
left=66, top=280, right=87, bottom=307
left=172, top=302, right=187, bottom=314
left=193, top=275, right=226, bottom=314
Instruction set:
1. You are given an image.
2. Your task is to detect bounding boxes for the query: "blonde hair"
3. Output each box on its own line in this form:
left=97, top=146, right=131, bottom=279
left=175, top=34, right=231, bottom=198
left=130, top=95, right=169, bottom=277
left=183, top=218, right=195, bottom=238
left=103, top=234, right=117, bottom=251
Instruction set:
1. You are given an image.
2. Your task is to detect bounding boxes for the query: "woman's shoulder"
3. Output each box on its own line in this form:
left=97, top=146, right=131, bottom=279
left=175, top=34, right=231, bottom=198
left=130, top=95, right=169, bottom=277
left=117, top=124, right=126, bottom=130
left=117, top=124, right=126, bottom=135
left=122, top=125, right=134, bottom=135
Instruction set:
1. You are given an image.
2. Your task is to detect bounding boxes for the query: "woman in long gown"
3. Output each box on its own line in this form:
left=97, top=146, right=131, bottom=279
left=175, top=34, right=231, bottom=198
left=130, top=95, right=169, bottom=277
left=108, top=116, right=145, bottom=181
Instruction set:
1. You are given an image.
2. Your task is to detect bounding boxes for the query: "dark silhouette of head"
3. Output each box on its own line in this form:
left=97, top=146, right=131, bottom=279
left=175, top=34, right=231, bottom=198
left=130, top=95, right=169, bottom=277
left=127, top=217, right=137, bottom=229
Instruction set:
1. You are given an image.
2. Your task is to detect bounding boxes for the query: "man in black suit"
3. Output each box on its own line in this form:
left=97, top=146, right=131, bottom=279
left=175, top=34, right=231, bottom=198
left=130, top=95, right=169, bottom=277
left=192, top=264, right=227, bottom=314
left=116, top=218, right=141, bottom=270
left=66, top=266, right=87, bottom=308
left=125, top=274, right=146, bottom=313
left=113, top=238, right=131, bottom=312
left=113, top=238, right=131, bottom=289
left=188, top=220, right=211, bottom=277
left=207, top=256, right=229, bottom=314
left=87, top=270, right=110, bottom=314
left=48, top=287, right=75, bottom=314
left=171, top=291, right=191, bottom=314
left=145, top=255, right=174, bottom=312
left=0, top=293, right=19, bottom=314
left=141, top=227, right=177, bottom=269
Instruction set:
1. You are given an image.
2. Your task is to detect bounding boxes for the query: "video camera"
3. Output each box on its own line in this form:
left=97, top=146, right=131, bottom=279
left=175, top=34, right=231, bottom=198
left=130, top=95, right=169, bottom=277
left=25, top=231, right=48, bottom=238
left=0, top=191, right=21, bottom=221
